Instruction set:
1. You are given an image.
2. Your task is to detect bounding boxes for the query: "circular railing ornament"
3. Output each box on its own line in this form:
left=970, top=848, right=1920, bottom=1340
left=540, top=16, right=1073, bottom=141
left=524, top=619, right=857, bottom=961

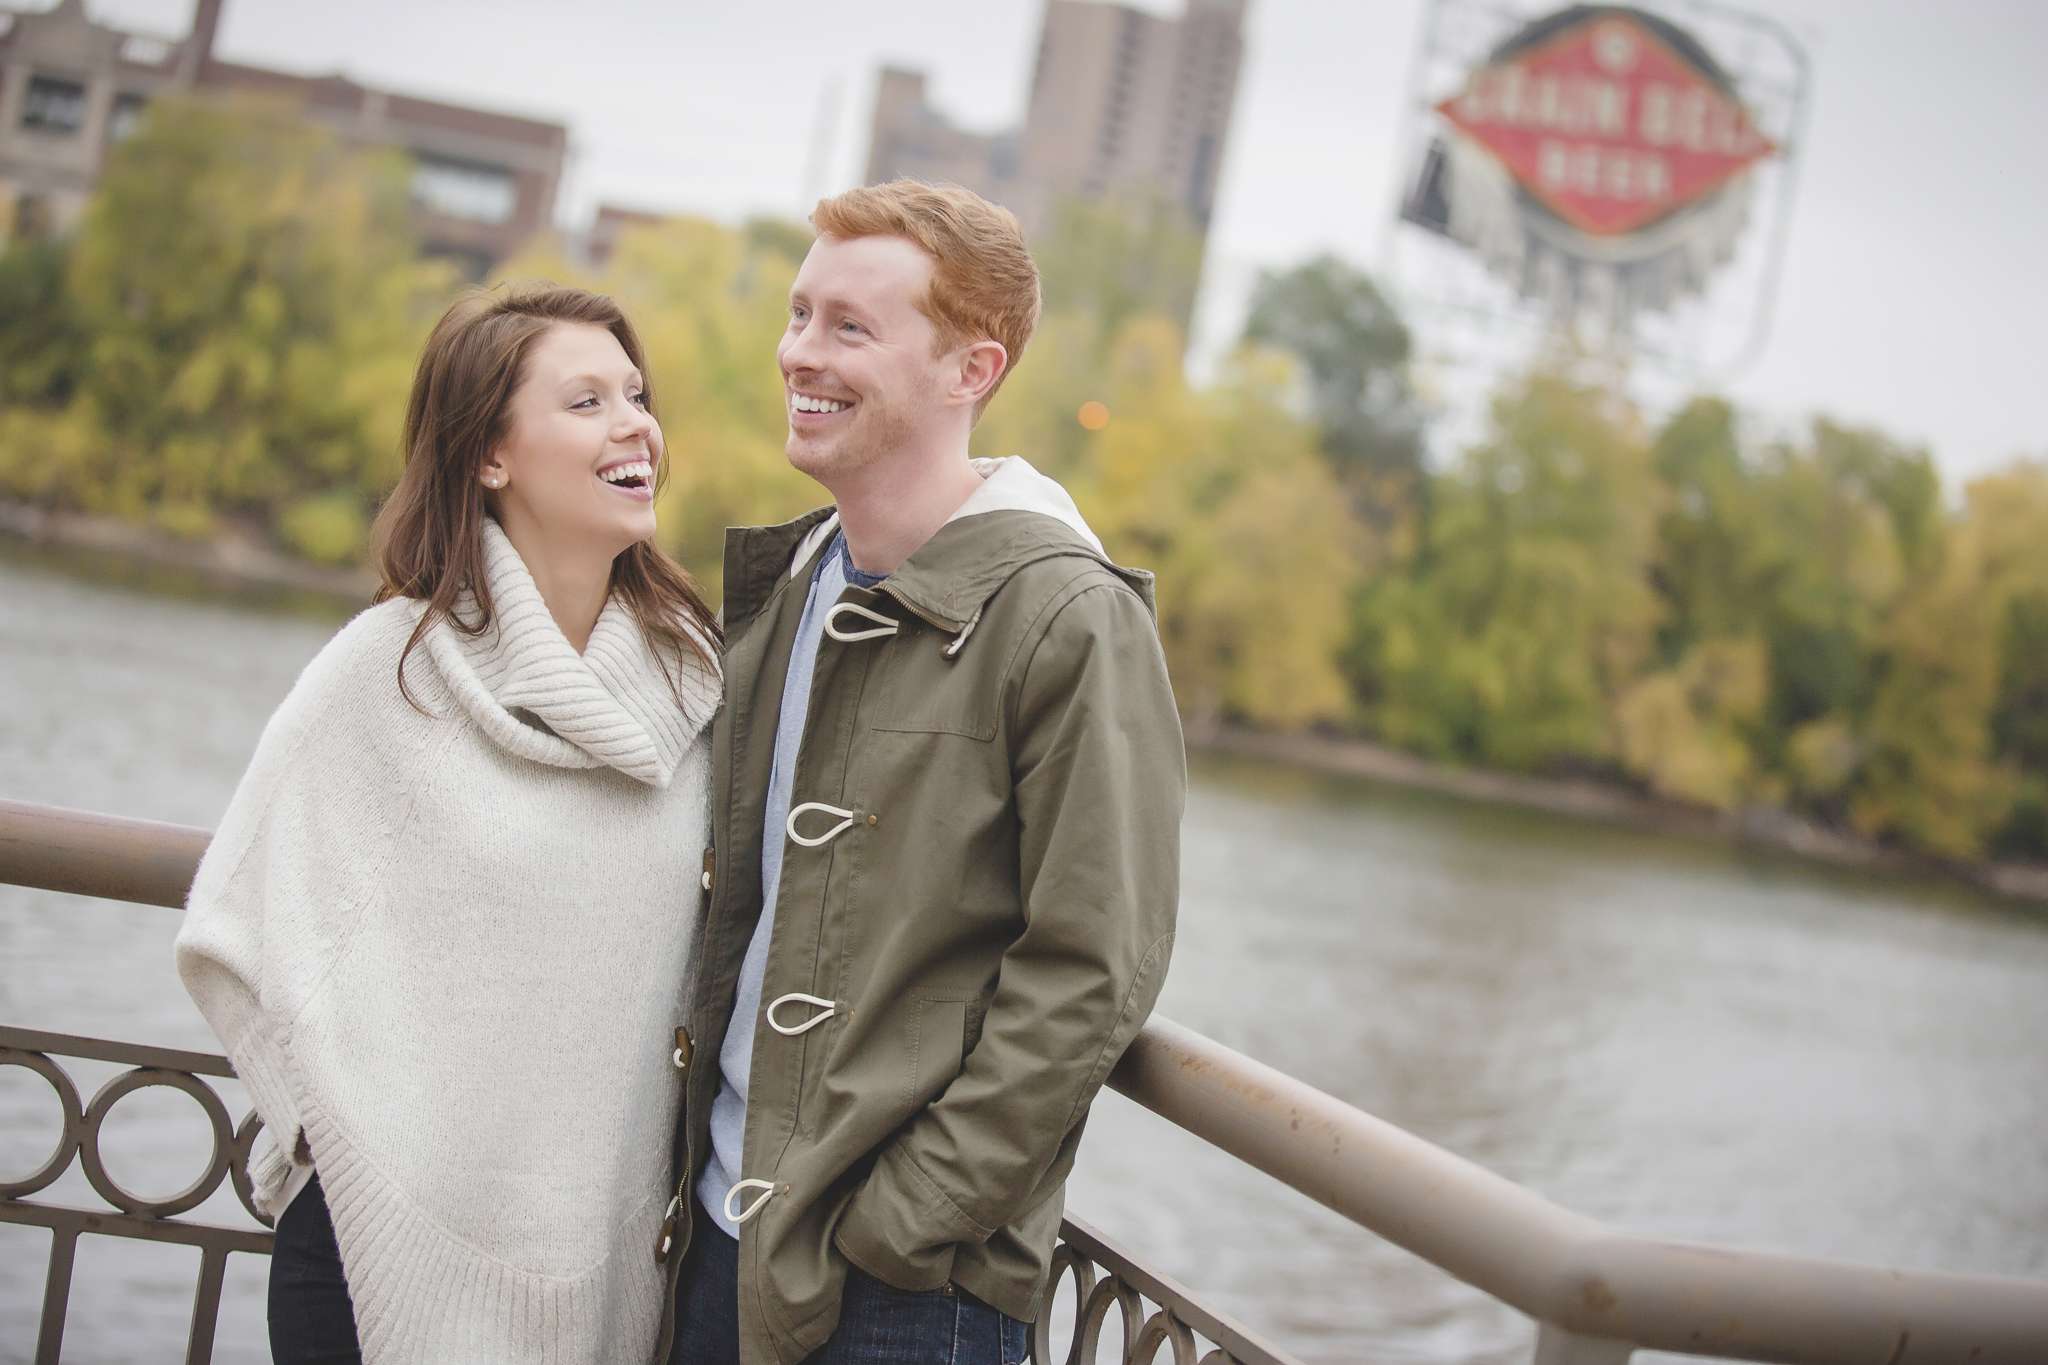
left=1034, top=1245, right=1098, bottom=1365
left=229, top=1109, right=277, bottom=1227
left=1130, top=1307, right=1199, bottom=1365
left=77, top=1066, right=235, bottom=1218
left=1030, top=1235, right=1252, bottom=1365
left=1077, top=1269, right=1147, bottom=1365
left=0, top=1047, right=85, bottom=1200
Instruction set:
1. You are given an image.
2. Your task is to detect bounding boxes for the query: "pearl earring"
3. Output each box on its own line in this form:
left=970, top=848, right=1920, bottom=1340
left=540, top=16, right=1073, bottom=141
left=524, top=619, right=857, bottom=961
left=484, top=475, right=502, bottom=488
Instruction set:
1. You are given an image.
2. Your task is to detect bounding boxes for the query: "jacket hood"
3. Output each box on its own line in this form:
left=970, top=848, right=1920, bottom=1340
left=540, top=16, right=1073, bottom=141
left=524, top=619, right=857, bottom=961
left=721, top=459, right=1152, bottom=645
left=425, top=517, right=718, bottom=787
left=887, top=456, right=1141, bottom=641
left=944, top=456, right=1104, bottom=555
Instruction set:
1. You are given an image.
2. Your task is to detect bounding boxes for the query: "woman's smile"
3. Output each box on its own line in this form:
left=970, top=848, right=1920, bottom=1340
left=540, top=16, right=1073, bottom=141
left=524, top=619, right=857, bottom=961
left=597, top=455, right=656, bottom=501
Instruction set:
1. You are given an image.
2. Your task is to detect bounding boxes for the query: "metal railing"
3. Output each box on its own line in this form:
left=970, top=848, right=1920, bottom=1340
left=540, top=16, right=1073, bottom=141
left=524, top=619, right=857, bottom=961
left=0, top=1022, right=1281, bottom=1365
left=4, top=796, right=2047, bottom=1365
left=0, top=799, right=1294, bottom=1365
left=0, top=1024, right=276, bottom=1365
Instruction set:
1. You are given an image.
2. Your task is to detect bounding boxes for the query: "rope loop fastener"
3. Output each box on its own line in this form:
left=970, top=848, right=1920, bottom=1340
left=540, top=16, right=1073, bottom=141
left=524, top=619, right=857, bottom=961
left=725, top=1178, right=783, bottom=1226
left=825, top=602, right=901, bottom=643
left=766, top=993, right=838, bottom=1036
left=787, top=802, right=857, bottom=848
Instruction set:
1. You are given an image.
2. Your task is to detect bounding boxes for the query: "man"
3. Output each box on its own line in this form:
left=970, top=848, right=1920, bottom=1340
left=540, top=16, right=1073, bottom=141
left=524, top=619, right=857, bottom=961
left=657, top=180, right=1185, bottom=1365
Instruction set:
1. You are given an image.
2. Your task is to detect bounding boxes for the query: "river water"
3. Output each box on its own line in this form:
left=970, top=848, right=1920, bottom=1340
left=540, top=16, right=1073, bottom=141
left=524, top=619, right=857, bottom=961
left=2, top=549, right=2045, bottom=1365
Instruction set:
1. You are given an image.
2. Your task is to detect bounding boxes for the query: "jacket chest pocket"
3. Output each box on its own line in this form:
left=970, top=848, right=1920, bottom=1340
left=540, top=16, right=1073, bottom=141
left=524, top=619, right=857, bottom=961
left=862, top=700, right=997, bottom=744
left=857, top=629, right=1000, bottom=743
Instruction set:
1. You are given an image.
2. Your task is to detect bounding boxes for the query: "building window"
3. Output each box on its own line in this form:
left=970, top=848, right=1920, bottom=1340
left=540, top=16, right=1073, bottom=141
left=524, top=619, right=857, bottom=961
left=410, top=156, right=517, bottom=225
left=108, top=93, right=149, bottom=141
left=22, top=76, right=87, bottom=134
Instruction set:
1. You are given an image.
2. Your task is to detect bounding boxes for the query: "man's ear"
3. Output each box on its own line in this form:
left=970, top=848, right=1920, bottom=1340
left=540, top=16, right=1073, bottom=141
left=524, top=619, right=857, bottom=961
left=948, top=340, right=1009, bottom=410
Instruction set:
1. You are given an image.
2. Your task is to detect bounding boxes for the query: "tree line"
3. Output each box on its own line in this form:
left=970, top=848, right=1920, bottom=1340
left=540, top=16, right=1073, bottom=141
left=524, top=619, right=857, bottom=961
left=1, top=97, right=2042, bottom=864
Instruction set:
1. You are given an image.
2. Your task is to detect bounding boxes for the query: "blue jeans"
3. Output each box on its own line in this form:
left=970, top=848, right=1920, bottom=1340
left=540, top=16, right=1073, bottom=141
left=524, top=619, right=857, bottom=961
left=670, top=1222, right=1029, bottom=1365
left=269, top=1176, right=363, bottom=1364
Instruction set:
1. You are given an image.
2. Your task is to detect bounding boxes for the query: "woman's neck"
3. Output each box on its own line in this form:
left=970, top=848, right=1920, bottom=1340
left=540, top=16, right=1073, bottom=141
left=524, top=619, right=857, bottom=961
left=497, top=518, right=613, bottom=654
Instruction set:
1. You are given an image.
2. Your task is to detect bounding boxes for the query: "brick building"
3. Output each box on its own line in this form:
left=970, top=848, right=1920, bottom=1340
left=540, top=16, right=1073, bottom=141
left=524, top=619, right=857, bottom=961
left=865, top=0, right=1245, bottom=241
left=0, top=0, right=564, bottom=273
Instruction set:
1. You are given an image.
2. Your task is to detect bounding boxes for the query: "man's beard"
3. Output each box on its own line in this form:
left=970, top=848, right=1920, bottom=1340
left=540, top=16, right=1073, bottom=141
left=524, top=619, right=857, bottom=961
left=786, top=393, right=918, bottom=486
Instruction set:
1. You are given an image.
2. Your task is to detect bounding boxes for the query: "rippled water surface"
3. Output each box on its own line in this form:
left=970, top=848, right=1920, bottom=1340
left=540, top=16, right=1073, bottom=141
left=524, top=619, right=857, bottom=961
left=4, top=551, right=2046, bottom=1365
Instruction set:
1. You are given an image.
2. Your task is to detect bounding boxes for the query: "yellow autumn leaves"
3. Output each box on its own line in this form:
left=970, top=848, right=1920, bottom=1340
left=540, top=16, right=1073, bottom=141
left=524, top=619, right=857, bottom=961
left=4, top=97, right=2044, bottom=862
left=0, top=97, right=448, bottom=561
left=509, top=221, right=1358, bottom=732
left=1359, top=380, right=2048, bottom=859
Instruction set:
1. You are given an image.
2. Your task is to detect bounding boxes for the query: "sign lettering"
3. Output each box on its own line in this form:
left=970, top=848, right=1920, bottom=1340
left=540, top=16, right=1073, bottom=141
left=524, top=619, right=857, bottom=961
left=1438, top=14, right=1774, bottom=236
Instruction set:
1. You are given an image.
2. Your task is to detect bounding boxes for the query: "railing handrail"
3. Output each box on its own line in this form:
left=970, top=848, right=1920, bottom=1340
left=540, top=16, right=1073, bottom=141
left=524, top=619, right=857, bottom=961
left=1110, top=1017, right=2048, bottom=1364
left=0, top=797, right=208, bottom=908
left=6, top=796, right=2047, bottom=1364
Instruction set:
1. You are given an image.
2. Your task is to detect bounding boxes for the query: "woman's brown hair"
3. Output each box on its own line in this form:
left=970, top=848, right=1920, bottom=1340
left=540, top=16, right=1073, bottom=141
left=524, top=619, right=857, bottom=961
left=370, top=283, right=720, bottom=709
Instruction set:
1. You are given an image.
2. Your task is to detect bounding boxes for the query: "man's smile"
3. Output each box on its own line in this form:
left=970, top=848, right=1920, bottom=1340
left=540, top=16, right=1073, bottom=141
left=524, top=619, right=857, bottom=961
left=790, top=391, right=853, bottom=416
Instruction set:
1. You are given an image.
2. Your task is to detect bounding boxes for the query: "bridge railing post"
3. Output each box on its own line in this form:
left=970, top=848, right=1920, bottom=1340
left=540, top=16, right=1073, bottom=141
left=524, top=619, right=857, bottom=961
left=1532, top=1323, right=1634, bottom=1365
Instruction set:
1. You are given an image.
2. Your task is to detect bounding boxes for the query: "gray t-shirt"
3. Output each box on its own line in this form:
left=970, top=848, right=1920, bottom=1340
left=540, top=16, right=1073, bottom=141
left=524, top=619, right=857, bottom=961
left=699, top=532, right=884, bottom=1232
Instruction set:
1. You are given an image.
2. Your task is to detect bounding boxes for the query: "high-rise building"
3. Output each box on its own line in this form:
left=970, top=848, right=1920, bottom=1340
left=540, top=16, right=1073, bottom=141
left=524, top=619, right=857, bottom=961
left=0, top=0, right=564, bottom=273
left=866, top=67, right=1024, bottom=213
left=865, top=0, right=1245, bottom=241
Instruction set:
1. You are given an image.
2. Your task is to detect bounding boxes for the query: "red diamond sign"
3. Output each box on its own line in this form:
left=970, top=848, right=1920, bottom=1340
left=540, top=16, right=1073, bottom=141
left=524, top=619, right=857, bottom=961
left=1437, top=10, right=1776, bottom=237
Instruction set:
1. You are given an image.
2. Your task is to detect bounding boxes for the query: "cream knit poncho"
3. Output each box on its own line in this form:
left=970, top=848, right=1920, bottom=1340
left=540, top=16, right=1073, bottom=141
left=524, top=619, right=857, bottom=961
left=176, top=519, right=718, bottom=1364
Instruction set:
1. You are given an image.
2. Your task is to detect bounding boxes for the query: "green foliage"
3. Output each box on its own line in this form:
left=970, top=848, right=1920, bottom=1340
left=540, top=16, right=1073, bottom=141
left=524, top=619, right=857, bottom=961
left=1850, top=462, right=2048, bottom=856
left=1752, top=421, right=1934, bottom=739
left=1650, top=397, right=1767, bottom=654
left=1627, top=399, right=1951, bottom=814
left=1994, top=591, right=2048, bottom=775
left=744, top=216, right=815, bottom=264
left=0, top=237, right=87, bottom=407
left=981, top=207, right=1358, bottom=728
left=1242, top=254, right=1425, bottom=540
left=277, top=491, right=370, bottom=565
left=1330, top=371, right=2045, bottom=862
left=972, top=310, right=1109, bottom=485
left=0, top=96, right=450, bottom=551
left=1352, top=373, right=1662, bottom=769
left=1615, top=636, right=1769, bottom=810
left=5, top=97, right=2040, bottom=863
left=1057, top=320, right=1354, bottom=727
left=1033, top=195, right=1207, bottom=344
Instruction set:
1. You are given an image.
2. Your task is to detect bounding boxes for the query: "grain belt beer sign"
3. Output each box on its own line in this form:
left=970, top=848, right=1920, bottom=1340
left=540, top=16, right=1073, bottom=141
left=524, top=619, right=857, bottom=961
left=1441, top=10, right=1774, bottom=236
left=1404, top=4, right=1783, bottom=322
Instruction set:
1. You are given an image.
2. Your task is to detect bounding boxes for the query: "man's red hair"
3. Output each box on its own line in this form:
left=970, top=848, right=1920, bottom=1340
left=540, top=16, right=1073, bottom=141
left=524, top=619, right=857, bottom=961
left=810, top=180, right=1041, bottom=418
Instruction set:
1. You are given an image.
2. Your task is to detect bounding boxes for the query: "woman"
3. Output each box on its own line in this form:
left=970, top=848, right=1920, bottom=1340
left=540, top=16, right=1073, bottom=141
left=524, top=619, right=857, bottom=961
left=176, top=285, right=720, bottom=1364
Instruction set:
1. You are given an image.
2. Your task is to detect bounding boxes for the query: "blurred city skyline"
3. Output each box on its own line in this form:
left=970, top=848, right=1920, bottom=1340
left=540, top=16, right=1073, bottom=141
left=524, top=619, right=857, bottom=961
left=49, top=0, right=2048, bottom=483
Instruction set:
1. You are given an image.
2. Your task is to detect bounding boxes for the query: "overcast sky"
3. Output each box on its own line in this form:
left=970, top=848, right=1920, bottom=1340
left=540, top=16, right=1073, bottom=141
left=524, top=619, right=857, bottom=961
left=66, top=0, right=2048, bottom=483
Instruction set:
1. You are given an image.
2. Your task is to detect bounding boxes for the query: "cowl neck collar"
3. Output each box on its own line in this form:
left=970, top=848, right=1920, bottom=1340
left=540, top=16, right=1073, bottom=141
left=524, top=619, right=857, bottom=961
left=424, top=519, right=717, bottom=787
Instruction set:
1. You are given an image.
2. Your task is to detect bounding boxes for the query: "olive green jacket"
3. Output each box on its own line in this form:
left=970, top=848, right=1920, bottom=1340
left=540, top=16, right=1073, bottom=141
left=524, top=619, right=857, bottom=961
left=654, top=500, right=1184, bottom=1365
